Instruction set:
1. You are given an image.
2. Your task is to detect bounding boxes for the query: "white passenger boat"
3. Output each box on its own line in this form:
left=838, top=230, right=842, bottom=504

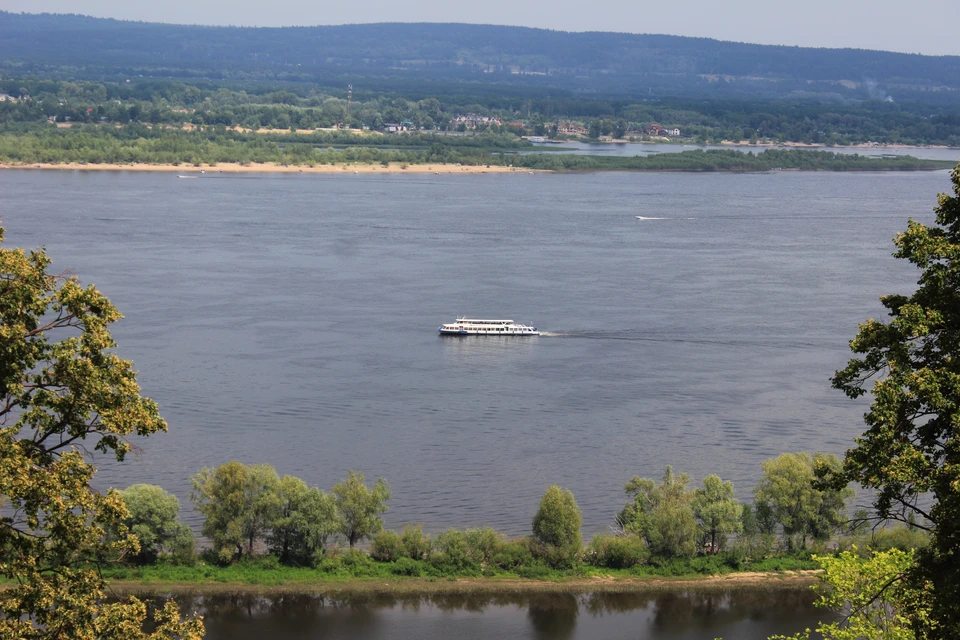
left=438, top=317, right=540, bottom=336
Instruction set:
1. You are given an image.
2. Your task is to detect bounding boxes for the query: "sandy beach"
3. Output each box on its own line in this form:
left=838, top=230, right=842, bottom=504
left=1, top=161, right=536, bottom=174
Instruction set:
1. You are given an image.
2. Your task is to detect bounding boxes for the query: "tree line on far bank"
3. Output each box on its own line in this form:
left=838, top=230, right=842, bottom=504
left=116, top=454, right=928, bottom=576
left=4, top=73, right=960, bottom=146
left=0, top=125, right=952, bottom=173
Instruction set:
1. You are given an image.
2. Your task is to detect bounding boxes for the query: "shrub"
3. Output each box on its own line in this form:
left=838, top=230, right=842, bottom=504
left=464, top=527, right=503, bottom=564
left=585, top=534, right=649, bottom=569
left=401, top=524, right=432, bottom=560
left=371, top=530, right=404, bottom=562
left=536, top=543, right=581, bottom=570
left=869, top=526, right=930, bottom=552
left=490, top=538, right=538, bottom=570
left=431, top=529, right=478, bottom=573
left=389, top=557, right=426, bottom=577
left=514, top=564, right=553, bottom=579
left=340, top=548, right=377, bottom=575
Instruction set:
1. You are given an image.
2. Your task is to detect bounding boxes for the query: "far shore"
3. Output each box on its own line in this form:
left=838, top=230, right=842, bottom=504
left=1, top=161, right=534, bottom=175
left=108, top=570, right=819, bottom=596
left=561, top=137, right=960, bottom=150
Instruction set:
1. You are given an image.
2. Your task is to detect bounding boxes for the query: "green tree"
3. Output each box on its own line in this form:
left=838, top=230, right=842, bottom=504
left=117, top=484, right=194, bottom=565
left=532, top=485, right=583, bottom=550
left=267, top=475, right=336, bottom=565
left=755, top=452, right=852, bottom=549
left=828, top=166, right=960, bottom=637
left=532, top=485, right=583, bottom=568
left=331, top=470, right=391, bottom=548
left=614, top=119, right=628, bottom=139
left=0, top=229, right=202, bottom=639
left=692, top=474, right=743, bottom=553
left=190, top=461, right=280, bottom=562
left=618, top=466, right=698, bottom=558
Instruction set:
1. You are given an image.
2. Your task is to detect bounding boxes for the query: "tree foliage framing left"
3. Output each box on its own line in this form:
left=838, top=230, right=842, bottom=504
left=0, top=229, right=203, bottom=640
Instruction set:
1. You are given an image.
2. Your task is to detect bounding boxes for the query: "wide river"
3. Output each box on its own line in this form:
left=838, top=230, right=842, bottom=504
left=4, top=168, right=954, bottom=536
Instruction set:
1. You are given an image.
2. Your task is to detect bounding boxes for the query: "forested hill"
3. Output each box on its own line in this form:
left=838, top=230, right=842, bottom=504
left=3, top=12, right=960, bottom=101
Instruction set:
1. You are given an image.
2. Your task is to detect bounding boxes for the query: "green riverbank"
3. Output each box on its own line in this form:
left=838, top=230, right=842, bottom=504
left=107, top=572, right=819, bottom=596
left=99, top=556, right=818, bottom=595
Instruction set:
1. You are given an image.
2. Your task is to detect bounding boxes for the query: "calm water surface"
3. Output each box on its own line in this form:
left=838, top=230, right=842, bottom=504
left=2, top=168, right=953, bottom=534
left=140, top=587, right=836, bottom=639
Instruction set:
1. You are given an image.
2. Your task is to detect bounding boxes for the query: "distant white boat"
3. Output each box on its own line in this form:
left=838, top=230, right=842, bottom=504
left=636, top=216, right=667, bottom=220
left=177, top=175, right=198, bottom=179
left=438, top=317, right=539, bottom=336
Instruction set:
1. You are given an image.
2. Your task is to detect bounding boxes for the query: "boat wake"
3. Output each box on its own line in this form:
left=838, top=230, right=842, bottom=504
left=538, top=329, right=796, bottom=348
left=636, top=215, right=698, bottom=220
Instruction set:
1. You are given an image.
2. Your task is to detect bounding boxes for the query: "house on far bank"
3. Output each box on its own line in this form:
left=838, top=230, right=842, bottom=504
left=556, top=121, right=587, bottom=136
left=451, top=114, right=502, bottom=129
left=632, top=124, right=680, bottom=138
left=382, top=122, right=408, bottom=133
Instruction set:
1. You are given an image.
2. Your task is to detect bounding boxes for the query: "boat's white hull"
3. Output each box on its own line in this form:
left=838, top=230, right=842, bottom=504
left=438, top=317, right=539, bottom=336
left=438, top=328, right=539, bottom=336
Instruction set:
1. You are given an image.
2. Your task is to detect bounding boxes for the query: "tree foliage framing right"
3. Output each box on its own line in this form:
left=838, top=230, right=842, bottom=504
left=829, top=165, right=960, bottom=638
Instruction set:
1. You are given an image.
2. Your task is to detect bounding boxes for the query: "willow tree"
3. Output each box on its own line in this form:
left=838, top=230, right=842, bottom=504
left=618, top=466, right=698, bottom=558
left=0, top=229, right=202, bottom=639
left=755, top=452, right=852, bottom=549
left=331, top=470, right=391, bottom=548
left=829, top=166, right=960, bottom=638
left=191, top=461, right=280, bottom=562
left=692, top=474, right=742, bottom=553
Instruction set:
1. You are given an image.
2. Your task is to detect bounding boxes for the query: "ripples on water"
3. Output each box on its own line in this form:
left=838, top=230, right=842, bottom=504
left=136, top=587, right=834, bottom=640
left=3, top=169, right=952, bottom=535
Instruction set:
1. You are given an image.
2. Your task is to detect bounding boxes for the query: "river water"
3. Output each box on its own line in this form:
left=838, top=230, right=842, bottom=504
left=138, top=586, right=835, bottom=639
left=3, top=168, right=954, bottom=536
left=530, top=141, right=960, bottom=161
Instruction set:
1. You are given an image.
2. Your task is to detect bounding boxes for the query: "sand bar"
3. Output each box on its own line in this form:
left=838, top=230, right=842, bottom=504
left=1, top=162, right=537, bottom=174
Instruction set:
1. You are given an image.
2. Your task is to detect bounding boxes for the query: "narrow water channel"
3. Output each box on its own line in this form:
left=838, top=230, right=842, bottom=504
left=140, top=586, right=836, bottom=639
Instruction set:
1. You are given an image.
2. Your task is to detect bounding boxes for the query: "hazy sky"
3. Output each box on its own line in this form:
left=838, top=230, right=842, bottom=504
left=6, top=0, right=960, bottom=56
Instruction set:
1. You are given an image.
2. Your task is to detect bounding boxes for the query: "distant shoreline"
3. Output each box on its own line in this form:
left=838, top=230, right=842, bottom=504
left=2, top=159, right=953, bottom=175
left=0, top=162, right=529, bottom=175
left=568, top=138, right=960, bottom=151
